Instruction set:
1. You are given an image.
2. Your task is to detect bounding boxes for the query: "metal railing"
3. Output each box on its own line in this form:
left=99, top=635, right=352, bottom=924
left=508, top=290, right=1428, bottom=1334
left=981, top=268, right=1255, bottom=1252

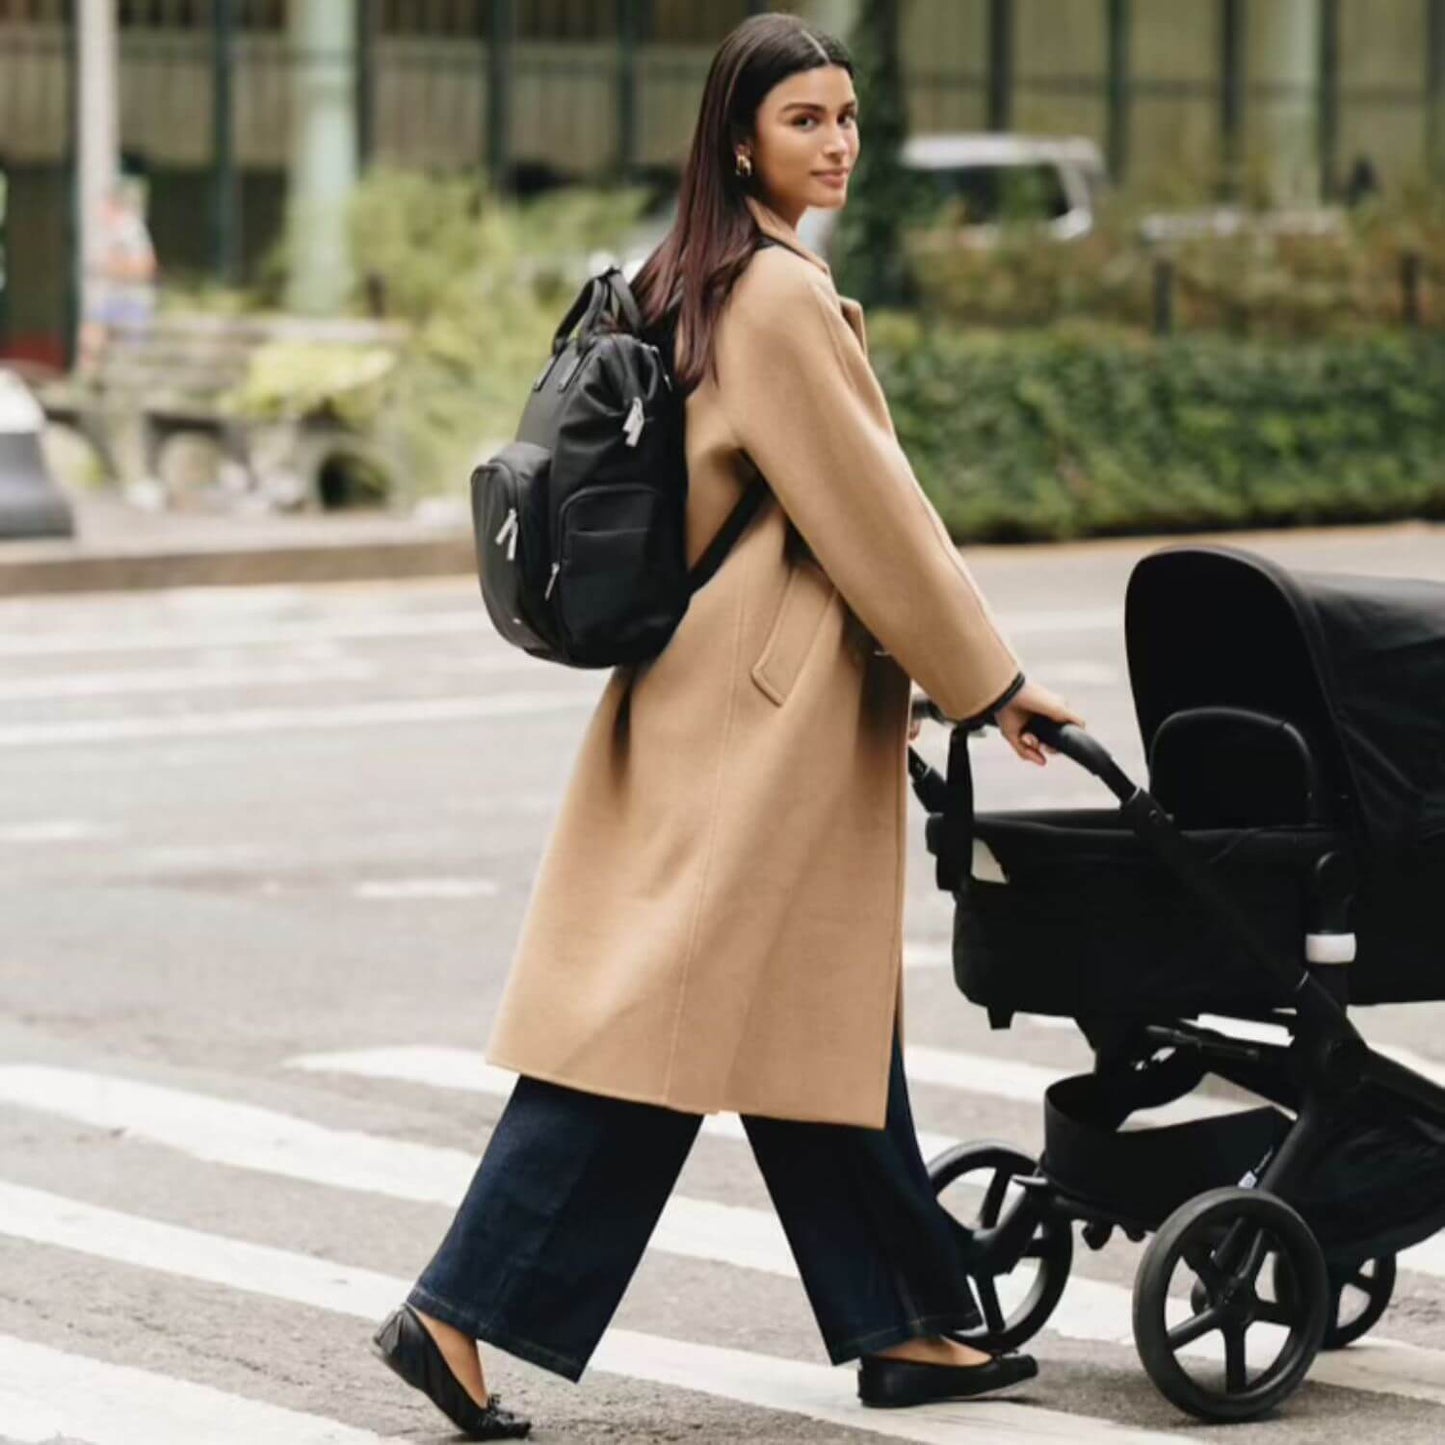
left=2, top=0, right=1442, bottom=359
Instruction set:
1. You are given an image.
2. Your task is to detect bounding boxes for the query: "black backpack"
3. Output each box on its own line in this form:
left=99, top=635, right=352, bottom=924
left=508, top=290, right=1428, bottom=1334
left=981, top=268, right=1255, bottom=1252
left=470, top=251, right=772, bottom=668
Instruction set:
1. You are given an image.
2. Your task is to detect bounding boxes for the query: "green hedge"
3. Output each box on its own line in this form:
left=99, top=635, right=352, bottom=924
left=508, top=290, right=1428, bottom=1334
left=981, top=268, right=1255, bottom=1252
left=868, top=317, right=1445, bottom=542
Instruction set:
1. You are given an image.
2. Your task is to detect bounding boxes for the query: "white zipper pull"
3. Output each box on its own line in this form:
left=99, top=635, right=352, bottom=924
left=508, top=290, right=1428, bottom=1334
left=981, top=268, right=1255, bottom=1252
left=544, top=561, right=560, bottom=599
left=494, top=507, right=519, bottom=560
left=622, top=396, right=645, bottom=448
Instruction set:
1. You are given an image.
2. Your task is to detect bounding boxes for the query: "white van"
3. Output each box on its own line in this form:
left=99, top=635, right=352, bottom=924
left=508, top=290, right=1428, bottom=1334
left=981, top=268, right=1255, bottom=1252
left=614, top=132, right=1108, bottom=281
left=798, top=132, right=1108, bottom=257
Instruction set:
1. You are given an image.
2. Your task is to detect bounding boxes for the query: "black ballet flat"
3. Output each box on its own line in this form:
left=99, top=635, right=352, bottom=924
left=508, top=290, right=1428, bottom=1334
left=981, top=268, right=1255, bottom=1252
left=857, top=1350, right=1039, bottom=1408
left=371, top=1303, right=532, bottom=1440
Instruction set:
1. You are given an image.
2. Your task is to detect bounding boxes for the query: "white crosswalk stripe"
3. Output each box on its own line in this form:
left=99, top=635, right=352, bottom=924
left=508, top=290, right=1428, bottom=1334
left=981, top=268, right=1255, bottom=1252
left=0, top=1061, right=1441, bottom=1414
left=0, top=689, right=598, bottom=749
left=0, top=1333, right=412, bottom=1445
left=0, top=602, right=1119, bottom=660
left=286, top=1039, right=1237, bottom=1153
left=0, top=1181, right=1186, bottom=1445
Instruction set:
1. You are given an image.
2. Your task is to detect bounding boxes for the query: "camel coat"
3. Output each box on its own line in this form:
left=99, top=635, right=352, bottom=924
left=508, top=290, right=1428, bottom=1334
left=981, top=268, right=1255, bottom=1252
left=486, top=195, right=1022, bottom=1128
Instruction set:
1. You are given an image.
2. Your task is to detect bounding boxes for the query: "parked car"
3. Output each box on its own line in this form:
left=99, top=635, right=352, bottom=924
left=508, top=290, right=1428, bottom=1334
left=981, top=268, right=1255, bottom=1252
left=612, top=132, right=1108, bottom=281
left=799, top=132, right=1108, bottom=257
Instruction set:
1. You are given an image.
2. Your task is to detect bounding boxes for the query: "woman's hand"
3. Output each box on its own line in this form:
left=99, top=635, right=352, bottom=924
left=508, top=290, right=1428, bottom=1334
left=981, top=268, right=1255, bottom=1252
left=994, top=680, right=1086, bottom=767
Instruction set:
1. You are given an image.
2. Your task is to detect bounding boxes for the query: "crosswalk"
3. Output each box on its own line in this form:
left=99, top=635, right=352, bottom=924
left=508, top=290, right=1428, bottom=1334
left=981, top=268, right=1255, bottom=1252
left=3, top=574, right=1443, bottom=1441
left=0, top=1334, right=415, bottom=1445
left=1, top=1039, right=1442, bottom=1441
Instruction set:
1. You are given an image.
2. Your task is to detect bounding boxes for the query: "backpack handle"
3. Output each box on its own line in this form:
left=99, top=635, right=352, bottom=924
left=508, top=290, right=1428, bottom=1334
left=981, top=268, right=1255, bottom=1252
left=550, top=267, right=643, bottom=356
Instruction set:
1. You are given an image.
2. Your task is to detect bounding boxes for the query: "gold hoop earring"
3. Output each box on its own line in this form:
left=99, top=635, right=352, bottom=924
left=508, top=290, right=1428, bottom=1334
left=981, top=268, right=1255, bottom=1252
left=735, top=153, right=752, bottom=179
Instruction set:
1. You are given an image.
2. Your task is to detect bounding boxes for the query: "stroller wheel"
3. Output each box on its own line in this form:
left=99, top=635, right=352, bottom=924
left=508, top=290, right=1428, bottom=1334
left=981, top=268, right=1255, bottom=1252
left=1273, top=1252, right=1396, bottom=1351
left=927, top=1141, right=1072, bottom=1353
left=1134, top=1187, right=1328, bottom=1423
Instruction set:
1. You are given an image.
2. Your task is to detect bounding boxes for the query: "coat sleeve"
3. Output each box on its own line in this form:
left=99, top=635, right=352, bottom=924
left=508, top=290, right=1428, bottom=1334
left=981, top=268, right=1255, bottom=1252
left=714, top=258, right=1024, bottom=723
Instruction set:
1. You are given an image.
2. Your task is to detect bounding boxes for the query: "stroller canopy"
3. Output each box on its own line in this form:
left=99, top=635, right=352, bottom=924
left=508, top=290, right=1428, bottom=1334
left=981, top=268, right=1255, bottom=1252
left=1125, top=546, right=1445, bottom=854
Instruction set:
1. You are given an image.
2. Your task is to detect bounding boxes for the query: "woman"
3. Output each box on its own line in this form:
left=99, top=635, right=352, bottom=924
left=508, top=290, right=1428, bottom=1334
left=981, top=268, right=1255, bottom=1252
left=373, top=13, right=1084, bottom=1440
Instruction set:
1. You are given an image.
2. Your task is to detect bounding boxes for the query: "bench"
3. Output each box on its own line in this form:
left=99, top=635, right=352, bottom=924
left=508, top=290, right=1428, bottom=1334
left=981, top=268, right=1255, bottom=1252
left=35, top=312, right=409, bottom=511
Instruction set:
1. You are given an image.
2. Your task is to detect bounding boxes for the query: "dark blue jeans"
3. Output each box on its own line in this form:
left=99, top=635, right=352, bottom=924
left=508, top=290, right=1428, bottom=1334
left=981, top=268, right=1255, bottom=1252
left=408, top=1031, right=981, bottom=1382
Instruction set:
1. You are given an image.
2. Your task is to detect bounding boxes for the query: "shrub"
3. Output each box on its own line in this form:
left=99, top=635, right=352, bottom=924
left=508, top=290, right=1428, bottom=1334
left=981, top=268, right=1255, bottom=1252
left=872, top=320, right=1445, bottom=542
left=910, top=191, right=1445, bottom=339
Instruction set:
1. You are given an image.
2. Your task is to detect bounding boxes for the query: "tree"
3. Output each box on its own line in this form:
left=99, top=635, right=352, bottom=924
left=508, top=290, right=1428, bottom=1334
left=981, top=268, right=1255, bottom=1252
left=830, top=0, right=918, bottom=308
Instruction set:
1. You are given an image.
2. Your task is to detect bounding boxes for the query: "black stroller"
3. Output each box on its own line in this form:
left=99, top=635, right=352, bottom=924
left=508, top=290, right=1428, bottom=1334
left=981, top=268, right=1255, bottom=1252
left=907, top=544, right=1445, bottom=1422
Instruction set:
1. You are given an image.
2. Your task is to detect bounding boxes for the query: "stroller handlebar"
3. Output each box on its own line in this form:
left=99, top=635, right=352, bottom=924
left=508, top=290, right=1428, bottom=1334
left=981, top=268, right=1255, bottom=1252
left=1023, top=716, right=1138, bottom=803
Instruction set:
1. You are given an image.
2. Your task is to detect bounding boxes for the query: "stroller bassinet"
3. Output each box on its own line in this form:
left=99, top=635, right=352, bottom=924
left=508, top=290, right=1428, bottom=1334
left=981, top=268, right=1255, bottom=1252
left=936, top=544, right=1445, bottom=1018
left=908, top=544, right=1445, bottom=1424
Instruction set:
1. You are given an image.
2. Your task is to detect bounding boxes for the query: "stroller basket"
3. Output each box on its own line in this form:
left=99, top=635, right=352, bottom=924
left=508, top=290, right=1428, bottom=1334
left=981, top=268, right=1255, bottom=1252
left=1042, top=1070, right=1445, bottom=1268
left=1041, top=1072, right=1290, bottom=1230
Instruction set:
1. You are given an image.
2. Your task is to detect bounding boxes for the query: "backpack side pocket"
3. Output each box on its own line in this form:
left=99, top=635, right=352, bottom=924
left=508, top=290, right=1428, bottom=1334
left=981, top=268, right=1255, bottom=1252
left=471, top=441, right=557, bottom=656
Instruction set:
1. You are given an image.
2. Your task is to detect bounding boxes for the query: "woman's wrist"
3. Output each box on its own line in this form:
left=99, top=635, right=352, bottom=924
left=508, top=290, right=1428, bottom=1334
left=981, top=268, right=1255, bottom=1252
left=968, top=671, right=1026, bottom=725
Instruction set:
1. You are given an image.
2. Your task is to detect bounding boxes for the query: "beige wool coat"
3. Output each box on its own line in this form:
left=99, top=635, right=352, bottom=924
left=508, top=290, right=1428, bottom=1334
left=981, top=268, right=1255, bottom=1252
left=486, top=195, right=1023, bottom=1128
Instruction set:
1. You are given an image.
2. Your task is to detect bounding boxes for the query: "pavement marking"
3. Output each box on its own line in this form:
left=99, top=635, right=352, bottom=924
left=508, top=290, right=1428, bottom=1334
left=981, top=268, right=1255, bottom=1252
left=1195, top=1015, right=1445, bottom=1091
left=298, top=1040, right=1445, bottom=1274
left=0, top=1169, right=1438, bottom=1419
left=286, top=1044, right=955, bottom=1161
left=0, top=1331, right=411, bottom=1445
left=0, top=690, right=598, bottom=749
left=0, top=658, right=376, bottom=701
left=992, top=608, right=1122, bottom=637
left=0, top=651, right=570, bottom=704
left=903, top=940, right=953, bottom=970
left=0, top=610, right=487, bottom=657
left=3, top=1053, right=1439, bottom=1282
left=903, top=1043, right=1236, bottom=1125
left=0, top=819, right=112, bottom=843
left=0, top=604, right=1120, bottom=661
left=351, top=877, right=501, bottom=901
left=4, top=1053, right=1441, bottom=1305
left=1028, top=661, right=1121, bottom=686
left=0, top=1182, right=1189, bottom=1445
left=285, top=1039, right=1232, bottom=1142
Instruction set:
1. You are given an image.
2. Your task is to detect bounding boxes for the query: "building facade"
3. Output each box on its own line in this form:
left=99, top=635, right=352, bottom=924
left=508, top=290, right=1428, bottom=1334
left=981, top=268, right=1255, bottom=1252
left=2, top=0, right=1442, bottom=362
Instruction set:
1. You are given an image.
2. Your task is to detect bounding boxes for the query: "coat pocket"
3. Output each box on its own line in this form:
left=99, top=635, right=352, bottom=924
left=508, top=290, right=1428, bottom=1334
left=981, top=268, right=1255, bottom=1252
left=751, top=558, right=837, bottom=706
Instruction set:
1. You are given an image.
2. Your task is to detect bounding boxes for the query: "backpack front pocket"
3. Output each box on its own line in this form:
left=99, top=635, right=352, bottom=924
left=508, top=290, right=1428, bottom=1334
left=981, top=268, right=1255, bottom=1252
left=554, top=483, right=685, bottom=661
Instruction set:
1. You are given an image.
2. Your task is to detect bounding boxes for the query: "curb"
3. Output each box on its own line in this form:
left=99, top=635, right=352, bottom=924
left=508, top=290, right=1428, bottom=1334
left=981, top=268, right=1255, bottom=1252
left=0, top=530, right=478, bottom=597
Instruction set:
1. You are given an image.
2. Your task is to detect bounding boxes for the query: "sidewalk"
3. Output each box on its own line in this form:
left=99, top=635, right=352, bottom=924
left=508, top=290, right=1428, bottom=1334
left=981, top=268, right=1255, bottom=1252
left=1, top=488, right=1439, bottom=599
left=0, top=491, right=477, bottom=596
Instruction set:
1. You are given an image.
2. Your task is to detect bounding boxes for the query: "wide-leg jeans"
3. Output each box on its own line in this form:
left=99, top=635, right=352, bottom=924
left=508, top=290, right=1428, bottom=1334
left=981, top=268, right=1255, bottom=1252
left=407, top=1030, right=982, bottom=1382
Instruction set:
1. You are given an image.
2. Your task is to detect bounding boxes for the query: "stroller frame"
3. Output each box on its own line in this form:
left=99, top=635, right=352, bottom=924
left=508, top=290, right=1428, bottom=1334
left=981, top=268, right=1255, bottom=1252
left=908, top=706, right=1445, bottom=1423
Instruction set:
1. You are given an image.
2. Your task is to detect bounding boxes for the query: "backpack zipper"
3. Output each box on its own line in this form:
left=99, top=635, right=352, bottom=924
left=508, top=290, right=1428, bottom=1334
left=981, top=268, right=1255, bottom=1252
left=622, top=396, right=645, bottom=448
left=545, top=561, right=560, bottom=599
left=494, top=507, right=519, bottom=560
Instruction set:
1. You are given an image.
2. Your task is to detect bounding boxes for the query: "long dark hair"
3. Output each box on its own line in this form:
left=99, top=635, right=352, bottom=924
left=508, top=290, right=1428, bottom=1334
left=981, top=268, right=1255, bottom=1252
left=630, top=13, right=853, bottom=394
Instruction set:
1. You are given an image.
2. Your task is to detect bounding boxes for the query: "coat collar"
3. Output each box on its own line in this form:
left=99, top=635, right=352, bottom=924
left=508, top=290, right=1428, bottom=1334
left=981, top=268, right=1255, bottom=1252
left=744, top=194, right=833, bottom=280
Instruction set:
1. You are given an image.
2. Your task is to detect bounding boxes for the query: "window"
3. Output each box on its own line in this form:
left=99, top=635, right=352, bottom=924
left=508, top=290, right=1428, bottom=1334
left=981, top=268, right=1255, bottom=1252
left=117, top=0, right=284, bottom=29
left=923, top=163, right=1071, bottom=227
left=379, top=0, right=485, bottom=36
left=516, top=0, right=617, bottom=41
left=651, top=0, right=754, bottom=43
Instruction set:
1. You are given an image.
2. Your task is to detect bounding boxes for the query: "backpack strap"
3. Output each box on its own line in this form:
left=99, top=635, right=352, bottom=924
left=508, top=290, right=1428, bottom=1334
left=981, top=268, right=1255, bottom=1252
left=686, top=234, right=783, bottom=592
left=689, top=475, right=769, bottom=592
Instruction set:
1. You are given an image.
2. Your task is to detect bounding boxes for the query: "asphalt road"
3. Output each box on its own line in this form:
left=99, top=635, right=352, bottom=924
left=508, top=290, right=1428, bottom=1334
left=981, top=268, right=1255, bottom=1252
left=0, top=521, right=1442, bottom=1444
